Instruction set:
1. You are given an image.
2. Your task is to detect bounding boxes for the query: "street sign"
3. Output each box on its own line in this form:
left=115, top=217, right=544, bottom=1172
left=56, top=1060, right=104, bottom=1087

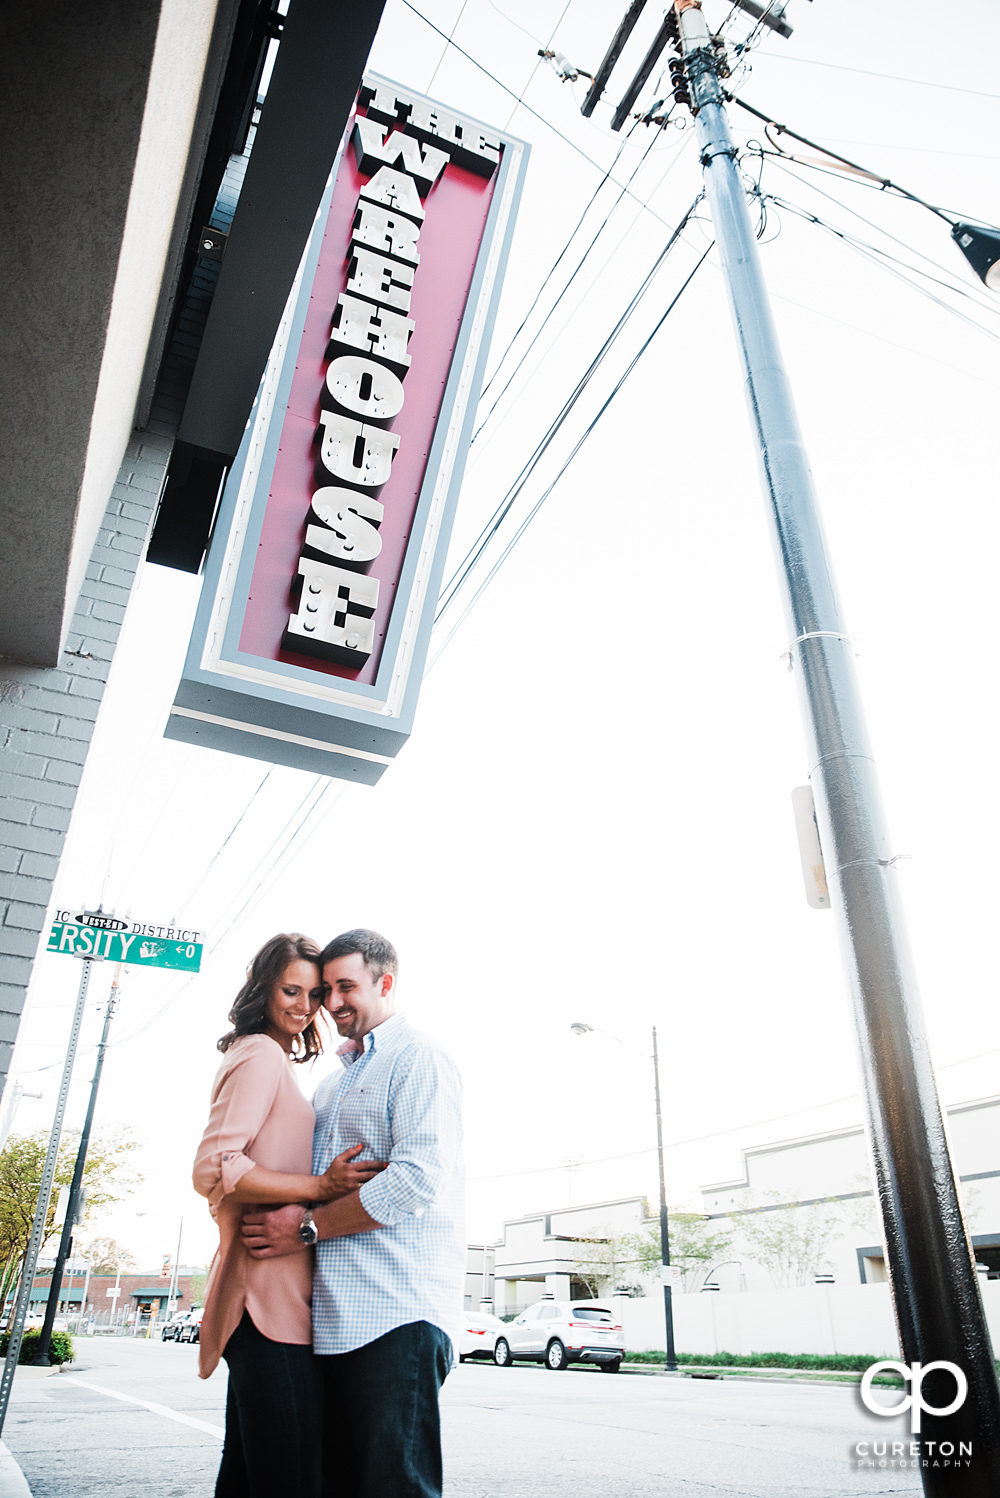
left=46, top=922, right=203, bottom=972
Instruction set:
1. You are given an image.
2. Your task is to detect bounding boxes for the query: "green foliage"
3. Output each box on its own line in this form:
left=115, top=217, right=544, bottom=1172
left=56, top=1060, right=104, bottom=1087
left=187, top=1270, right=208, bottom=1306
left=625, top=1349, right=887, bottom=1372
left=0, top=1128, right=142, bottom=1273
left=572, top=1215, right=734, bottom=1296
left=732, top=1190, right=844, bottom=1288
left=79, top=1236, right=137, bottom=1276
left=0, top=1328, right=75, bottom=1365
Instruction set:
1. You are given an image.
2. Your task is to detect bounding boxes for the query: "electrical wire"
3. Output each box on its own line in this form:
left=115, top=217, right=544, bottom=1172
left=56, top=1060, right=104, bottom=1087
left=476, top=124, right=639, bottom=410
left=425, top=0, right=470, bottom=94
left=398, top=0, right=678, bottom=231
left=759, top=153, right=1000, bottom=320
left=430, top=237, right=713, bottom=666
left=765, top=194, right=1000, bottom=346
left=435, top=200, right=701, bottom=629
left=751, top=51, right=1000, bottom=103
left=172, top=765, right=275, bottom=917
left=473, top=123, right=663, bottom=441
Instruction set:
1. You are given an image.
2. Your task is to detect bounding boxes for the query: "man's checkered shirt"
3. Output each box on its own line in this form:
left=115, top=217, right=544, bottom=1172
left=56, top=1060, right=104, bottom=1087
left=311, top=1012, right=465, bottom=1356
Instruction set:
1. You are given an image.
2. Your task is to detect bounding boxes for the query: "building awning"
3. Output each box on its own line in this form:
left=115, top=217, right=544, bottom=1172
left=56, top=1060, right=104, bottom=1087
left=26, top=1288, right=84, bottom=1301
left=131, top=1288, right=171, bottom=1298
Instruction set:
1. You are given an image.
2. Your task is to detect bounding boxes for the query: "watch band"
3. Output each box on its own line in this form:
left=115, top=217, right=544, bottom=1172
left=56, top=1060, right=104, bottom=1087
left=298, top=1207, right=318, bottom=1246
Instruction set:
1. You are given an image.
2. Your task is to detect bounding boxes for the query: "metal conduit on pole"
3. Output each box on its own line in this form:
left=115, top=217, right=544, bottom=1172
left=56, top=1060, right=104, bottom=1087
left=0, top=956, right=93, bottom=1434
left=674, top=2, right=1000, bottom=1488
left=651, top=1026, right=678, bottom=1371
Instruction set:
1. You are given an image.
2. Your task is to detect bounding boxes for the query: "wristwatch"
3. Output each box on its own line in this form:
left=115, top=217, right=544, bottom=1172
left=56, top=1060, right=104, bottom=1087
left=298, top=1207, right=319, bottom=1246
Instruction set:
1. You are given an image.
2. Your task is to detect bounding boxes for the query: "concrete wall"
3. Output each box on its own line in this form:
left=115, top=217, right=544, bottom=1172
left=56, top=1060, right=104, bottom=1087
left=0, top=0, right=226, bottom=665
left=615, top=1280, right=1000, bottom=1360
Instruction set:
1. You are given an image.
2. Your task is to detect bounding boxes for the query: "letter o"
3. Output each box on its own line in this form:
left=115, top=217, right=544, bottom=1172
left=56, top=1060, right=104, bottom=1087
left=325, top=355, right=404, bottom=422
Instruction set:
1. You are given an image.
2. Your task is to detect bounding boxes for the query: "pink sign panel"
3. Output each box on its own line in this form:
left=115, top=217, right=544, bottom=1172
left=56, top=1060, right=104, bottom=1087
left=237, top=101, right=498, bottom=684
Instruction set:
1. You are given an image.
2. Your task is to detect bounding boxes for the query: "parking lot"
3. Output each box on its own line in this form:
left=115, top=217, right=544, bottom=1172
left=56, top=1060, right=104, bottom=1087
left=3, top=1336, right=921, bottom=1497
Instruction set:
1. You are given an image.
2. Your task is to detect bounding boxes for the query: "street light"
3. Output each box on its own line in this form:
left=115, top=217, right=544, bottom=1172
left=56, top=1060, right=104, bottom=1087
left=951, top=223, right=1000, bottom=291
left=700, top=1259, right=742, bottom=1293
left=570, top=1022, right=677, bottom=1371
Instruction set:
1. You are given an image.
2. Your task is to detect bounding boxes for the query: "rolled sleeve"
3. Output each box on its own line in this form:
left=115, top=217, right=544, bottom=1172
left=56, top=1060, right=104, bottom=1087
left=358, top=1049, right=462, bottom=1227
left=192, top=1038, right=284, bottom=1208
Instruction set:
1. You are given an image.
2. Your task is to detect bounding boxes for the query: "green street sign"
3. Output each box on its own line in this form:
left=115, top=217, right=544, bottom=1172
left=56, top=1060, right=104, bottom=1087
left=46, top=922, right=203, bottom=972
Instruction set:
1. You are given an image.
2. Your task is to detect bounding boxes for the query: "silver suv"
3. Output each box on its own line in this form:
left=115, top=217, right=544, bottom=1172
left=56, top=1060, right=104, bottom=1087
left=493, top=1300, right=624, bottom=1372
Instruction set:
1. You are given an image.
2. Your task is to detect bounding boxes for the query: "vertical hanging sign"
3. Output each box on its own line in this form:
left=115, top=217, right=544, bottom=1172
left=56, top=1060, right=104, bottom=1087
left=166, top=78, right=528, bottom=783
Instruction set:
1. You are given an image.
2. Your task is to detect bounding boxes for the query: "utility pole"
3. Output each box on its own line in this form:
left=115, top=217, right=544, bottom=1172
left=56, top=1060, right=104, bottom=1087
left=646, top=2, right=999, bottom=1489
left=32, top=966, right=121, bottom=1366
left=167, top=1216, right=183, bottom=1320
left=651, top=1026, right=677, bottom=1371
left=0, top=956, right=94, bottom=1434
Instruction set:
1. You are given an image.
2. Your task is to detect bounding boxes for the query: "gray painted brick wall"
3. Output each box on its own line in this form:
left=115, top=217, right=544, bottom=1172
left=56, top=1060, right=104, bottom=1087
left=0, top=431, right=171, bottom=1095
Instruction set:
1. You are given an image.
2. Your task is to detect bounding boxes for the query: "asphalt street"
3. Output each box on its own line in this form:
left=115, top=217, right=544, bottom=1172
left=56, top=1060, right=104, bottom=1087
left=2, top=1337, right=922, bottom=1496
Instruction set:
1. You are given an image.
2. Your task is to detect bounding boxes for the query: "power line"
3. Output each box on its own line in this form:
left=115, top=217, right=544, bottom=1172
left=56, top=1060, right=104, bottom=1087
left=436, top=201, right=701, bottom=628
left=767, top=195, right=1000, bottom=345
left=753, top=50, right=1000, bottom=102
left=473, top=122, right=664, bottom=442
left=399, top=0, right=678, bottom=231
left=431, top=235, right=713, bottom=664
left=761, top=154, right=1000, bottom=318
left=476, top=124, right=639, bottom=411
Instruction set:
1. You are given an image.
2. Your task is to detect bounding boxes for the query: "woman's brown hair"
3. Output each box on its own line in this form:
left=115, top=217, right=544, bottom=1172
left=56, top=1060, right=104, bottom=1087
left=217, top=933, right=325, bottom=1064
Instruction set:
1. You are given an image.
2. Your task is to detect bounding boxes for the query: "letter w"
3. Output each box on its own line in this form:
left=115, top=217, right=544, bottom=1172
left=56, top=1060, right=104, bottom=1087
left=353, top=118, right=449, bottom=197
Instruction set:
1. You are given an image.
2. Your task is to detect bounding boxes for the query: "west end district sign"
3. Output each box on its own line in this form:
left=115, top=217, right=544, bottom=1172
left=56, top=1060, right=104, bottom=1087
left=165, top=77, right=529, bottom=785
left=47, top=912, right=204, bottom=971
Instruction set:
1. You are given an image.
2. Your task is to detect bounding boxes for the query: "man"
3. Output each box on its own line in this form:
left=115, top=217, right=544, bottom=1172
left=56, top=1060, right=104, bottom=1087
left=242, top=929, right=465, bottom=1498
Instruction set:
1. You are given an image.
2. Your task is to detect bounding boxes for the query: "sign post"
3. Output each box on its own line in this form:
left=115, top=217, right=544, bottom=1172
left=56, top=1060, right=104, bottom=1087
left=0, top=956, right=92, bottom=1434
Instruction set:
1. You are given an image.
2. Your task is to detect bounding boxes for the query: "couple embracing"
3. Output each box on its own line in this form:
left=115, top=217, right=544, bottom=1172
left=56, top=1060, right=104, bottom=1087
left=192, top=928, right=464, bottom=1498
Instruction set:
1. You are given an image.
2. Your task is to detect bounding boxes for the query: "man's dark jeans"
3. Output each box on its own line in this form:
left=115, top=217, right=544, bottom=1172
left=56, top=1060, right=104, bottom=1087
left=217, top=1311, right=323, bottom=1498
left=319, top=1320, right=452, bottom=1497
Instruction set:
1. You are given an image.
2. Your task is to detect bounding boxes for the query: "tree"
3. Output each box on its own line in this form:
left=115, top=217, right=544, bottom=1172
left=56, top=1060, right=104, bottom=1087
left=615, top=1215, right=735, bottom=1293
left=732, top=1190, right=845, bottom=1288
left=78, top=1237, right=137, bottom=1276
left=570, top=1212, right=733, bottom=1297
left=0, top=1127, right=142, bottom=1312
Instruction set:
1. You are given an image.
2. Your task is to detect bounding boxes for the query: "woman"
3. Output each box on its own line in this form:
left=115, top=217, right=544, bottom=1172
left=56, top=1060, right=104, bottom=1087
left=193, top=933, right=382, bottom=1498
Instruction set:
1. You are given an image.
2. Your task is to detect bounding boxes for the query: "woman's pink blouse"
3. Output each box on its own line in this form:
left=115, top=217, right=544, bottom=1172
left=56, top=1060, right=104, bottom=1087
left=192, top=1033, right=315, bottom=1377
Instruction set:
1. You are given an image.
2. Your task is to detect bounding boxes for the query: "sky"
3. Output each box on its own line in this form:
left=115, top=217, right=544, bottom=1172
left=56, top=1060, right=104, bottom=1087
left=10, top=0, right=1000, bottom=1278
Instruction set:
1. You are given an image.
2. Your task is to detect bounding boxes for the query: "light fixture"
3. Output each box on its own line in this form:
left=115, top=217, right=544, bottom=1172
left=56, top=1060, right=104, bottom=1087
left=569, top=1022, right=594, bottom=1036
left=951, top=223, right=1000, bottom=291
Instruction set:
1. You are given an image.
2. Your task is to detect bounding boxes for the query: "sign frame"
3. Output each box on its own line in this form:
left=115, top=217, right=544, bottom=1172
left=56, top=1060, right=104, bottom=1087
left=165, top=77, right=529, bottom=783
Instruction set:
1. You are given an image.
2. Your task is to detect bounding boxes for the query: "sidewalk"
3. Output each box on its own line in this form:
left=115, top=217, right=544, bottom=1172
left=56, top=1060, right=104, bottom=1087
left=0, top=1363, right=70, bottom=1497
left=0, top=1441, right=30, bottom=1498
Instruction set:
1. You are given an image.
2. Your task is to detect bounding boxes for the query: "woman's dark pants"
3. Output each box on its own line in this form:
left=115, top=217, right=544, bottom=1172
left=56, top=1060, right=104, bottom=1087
left=216, top=1311, right=323, bottom=1498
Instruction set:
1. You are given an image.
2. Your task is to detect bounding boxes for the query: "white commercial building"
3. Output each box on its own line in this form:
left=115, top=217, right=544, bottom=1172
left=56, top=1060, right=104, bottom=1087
left=476, top=1097, right=1000, bottom=1356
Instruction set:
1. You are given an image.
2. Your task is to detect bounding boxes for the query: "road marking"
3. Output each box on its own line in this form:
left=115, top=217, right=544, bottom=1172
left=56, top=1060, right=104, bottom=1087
left=58, top=1377, right=225, bottom=1439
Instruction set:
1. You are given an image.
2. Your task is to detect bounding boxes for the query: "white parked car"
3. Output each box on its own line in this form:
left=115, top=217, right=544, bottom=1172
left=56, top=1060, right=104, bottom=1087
left=178, top=1307, right=205, bottom=1344
left=493, top=1300, right=624, bottom=1372
left=457, top=1312, right=504, bottom=1361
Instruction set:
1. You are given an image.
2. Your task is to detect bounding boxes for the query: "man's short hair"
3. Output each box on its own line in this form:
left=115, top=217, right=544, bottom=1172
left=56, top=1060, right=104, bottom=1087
left=321, top=928, right=399, bottom=982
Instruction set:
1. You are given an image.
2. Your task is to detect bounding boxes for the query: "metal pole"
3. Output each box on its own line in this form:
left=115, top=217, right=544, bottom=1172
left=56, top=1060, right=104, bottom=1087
left=32, top=966, right=120, bottom=1366
left=651, top=1026, right=677, bottom=1370
left=167, top=1217, right=183, bottom=1319
left=676, top=3, right=1000, bottom=1487
left=0, top=956, right=93, bottom=1434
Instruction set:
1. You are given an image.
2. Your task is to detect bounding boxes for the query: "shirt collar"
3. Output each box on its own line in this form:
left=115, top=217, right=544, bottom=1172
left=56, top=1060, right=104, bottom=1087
left=337, top=1012, right=407, bottom=1066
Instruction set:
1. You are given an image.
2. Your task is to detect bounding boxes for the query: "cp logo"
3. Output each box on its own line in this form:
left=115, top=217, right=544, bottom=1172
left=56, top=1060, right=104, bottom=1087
left=861, top=1361, right=968, bottom=1434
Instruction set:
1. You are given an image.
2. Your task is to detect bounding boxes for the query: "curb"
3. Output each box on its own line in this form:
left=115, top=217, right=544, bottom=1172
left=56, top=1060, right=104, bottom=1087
left=0, top=1441, right=31, bottom=1498
left=620, top=1362, right=867, bottom=1386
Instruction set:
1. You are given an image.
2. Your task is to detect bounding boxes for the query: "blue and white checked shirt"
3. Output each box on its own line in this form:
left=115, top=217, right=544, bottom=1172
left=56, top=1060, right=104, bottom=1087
left=311, top=1012, right=465, bottom=1356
